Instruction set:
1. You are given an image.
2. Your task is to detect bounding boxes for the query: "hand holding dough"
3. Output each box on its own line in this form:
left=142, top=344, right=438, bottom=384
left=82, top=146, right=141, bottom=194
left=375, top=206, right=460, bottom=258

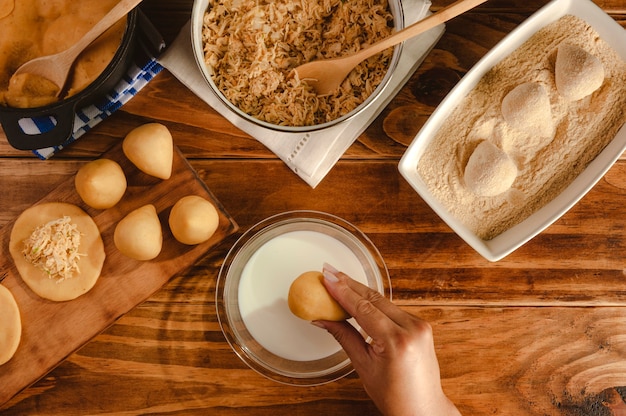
left=123, top=123, right=173, bottom=180
left=288, top=271, right=350, bottom=321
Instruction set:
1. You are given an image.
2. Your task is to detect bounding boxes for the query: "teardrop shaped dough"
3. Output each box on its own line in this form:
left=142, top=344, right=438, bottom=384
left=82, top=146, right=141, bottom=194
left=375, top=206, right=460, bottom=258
left=555, top=43, right=604, bottom=101
left=0, top=284, right=21, bottom=366
left=123, top=123, right=173, bottom=180
left=501, top=82, right=554, bottom=138
left=464, top=141, right=518, bottom=197
left=9, top=203, right=105, bottom=302
left=114, top=204, right=163, bottom=261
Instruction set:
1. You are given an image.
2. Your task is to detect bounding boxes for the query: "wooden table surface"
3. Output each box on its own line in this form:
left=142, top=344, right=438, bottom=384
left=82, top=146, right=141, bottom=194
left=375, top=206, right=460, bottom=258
left=2, top=0, right=626, bottom=414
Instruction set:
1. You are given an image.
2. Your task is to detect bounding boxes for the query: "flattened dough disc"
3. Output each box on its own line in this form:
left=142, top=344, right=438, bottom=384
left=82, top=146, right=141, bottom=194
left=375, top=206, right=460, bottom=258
left=9, top=202, right=105, bottom=302
left=0, top=284, right=21, bottom=365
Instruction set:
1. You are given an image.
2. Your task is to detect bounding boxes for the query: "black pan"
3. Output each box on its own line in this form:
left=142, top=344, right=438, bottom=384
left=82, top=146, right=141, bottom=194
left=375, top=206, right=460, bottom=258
left=0, top=9, right=138, bottom=151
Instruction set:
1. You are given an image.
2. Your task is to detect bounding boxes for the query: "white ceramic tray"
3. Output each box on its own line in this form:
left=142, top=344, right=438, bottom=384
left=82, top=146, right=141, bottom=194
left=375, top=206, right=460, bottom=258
left=398, top=0, right=626, bottom=261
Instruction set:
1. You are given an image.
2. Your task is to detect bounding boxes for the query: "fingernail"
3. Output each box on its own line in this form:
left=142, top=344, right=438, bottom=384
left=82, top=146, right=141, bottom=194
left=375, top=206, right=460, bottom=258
left=323, top=270, right=339, bottom=283
left=323, top=262, right=339, bottom=275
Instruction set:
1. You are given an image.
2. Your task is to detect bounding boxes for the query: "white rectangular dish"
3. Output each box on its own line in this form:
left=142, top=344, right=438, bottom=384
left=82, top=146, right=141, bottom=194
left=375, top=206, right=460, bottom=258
left=398, top=0, right=626, bottom=262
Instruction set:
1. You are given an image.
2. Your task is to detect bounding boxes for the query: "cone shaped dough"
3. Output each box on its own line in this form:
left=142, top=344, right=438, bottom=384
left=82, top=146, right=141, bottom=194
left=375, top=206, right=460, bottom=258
left=123, top=123, right=173, bottom=180
left=501, top=82, right=553, bottom=138
left=464, top=141, right=518, bottom=196
left=114, top=204, right=162, bottom=261
left=555, top=44, right=604, bottom=101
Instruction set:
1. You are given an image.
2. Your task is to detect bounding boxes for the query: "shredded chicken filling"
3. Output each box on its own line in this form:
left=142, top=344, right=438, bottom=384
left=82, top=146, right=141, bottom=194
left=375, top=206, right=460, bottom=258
left=22, top=216, right=84, bottom=282
left=202, top=0, right=394, bottom=126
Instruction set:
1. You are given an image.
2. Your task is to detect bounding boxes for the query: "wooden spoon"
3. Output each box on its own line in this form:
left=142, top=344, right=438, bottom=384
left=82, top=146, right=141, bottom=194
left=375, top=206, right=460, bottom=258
left=293, top=0, right=488, bottom=95
left=11, top=0, right=143, bottom=97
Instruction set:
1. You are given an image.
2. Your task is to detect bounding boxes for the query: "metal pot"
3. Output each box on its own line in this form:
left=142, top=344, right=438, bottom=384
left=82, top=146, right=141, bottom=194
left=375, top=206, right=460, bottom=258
left=0, top=9, right=138, bottom=151
left=190, top=0, right=405, bottom=133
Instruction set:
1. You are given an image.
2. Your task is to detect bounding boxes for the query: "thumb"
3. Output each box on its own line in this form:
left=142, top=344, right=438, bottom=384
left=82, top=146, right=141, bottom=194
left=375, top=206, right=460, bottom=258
left=314, top=319, right=370, bottom=366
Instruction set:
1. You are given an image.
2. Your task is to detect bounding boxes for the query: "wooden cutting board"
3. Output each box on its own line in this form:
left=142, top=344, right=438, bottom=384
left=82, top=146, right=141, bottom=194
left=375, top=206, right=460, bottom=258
left=0, top=140, right=238, bottom=405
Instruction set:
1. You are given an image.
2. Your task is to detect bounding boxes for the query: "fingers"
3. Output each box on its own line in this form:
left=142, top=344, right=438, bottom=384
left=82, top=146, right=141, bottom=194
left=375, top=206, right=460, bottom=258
left=321, top=264, right=404, bottom=343
left=322, top=263, right=415, bottom=331
left=313, top=319, right=371, bottom=367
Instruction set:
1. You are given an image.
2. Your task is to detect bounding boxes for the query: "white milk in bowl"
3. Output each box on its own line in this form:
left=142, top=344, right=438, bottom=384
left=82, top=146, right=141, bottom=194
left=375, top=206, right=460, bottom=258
left=238, top=230, right=369, bottom=361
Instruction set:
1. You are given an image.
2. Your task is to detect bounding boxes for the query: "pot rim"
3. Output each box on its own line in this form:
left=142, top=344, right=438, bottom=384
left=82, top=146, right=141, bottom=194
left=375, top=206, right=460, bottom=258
left=0, top=8, right=139, bottom=150
left=0, top=9, right=138, bottom=115
left=190, top=0, right=406, bottom=133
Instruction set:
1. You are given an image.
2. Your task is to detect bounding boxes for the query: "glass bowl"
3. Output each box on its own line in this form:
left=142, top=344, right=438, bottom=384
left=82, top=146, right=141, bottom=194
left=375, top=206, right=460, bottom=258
left=216, top=211, right=390, bottom=385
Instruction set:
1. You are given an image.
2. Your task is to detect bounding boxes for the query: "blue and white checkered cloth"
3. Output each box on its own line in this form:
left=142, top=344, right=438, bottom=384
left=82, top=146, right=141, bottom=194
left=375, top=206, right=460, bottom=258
left=31, top=52, right=163, bottom=159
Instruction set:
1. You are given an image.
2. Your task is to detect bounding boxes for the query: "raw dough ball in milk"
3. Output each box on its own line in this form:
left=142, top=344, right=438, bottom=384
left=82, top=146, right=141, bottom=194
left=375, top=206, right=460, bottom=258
left=464, top=141, right=518, bottom=196
left=501, top=82, right=554, bottom=138
left=555, top=43, right=604, bottom=101
left=288, top=271, right=350, bottom=321
left=238, top=230, right=370, bottom=361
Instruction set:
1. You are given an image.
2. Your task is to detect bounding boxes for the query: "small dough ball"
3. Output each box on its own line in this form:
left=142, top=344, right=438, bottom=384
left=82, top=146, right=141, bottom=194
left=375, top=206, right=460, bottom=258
left=114, top=204, right=162, bottom=261
left=123, top=123, right=173, bottom=180
left=0, top=285, right=21, bottom=366
left=502, top=82, right=553, bottom=138
left=288, top=271, right=349, bottom=321
left=464, top=141, right=518, bottom=197
left=168, top=195, right=219, bottom=245
left=555, top=43, right=604, bottom=101
left=75, top=158, right=127, bottom=209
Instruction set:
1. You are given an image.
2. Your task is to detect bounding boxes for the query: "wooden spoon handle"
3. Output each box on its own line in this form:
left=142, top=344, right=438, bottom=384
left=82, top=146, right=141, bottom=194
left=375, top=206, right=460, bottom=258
left=350, top=0, right=488, bottom=65
left=61, top=0, right=143, bottom=65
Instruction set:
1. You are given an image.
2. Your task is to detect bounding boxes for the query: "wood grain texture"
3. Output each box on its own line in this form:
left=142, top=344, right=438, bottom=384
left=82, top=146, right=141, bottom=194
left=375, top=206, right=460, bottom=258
left=1, top=0, right=626, bottom=414
left=0, top=142, right=237, bottom=405
left=3, top=274, right=626, bottom=416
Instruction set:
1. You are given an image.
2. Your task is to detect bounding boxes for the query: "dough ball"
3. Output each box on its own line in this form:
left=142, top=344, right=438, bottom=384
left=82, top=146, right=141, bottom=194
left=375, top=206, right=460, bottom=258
left=501, top=82, right=553, bottom=138
left=114, top=204, right=162, bottom=261
left=9, top=202, right=105, bottom=301
left=123, top=123, right=173, bottom=180
left=168, top=195, right=219, bottom=245
left=0, top=285, right=21, bottom=366
left=555, top=43, right=604, bottom=101
left=0, top=0, right=14, bottom=20
left=75, top=158, right=127, bottom=209
left=288, top=271, right=350, bottom=321
left=464, top=141, right=518, bottom=197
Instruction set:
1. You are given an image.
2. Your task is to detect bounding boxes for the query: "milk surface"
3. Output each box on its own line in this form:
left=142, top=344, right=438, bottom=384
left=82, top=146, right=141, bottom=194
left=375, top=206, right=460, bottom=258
left=238, top=230, right=368, bottom=361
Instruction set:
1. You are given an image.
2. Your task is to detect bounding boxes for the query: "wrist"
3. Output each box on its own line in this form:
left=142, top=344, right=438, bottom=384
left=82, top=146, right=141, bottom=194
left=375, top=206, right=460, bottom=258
left=378, top=391, right=460, bottom=416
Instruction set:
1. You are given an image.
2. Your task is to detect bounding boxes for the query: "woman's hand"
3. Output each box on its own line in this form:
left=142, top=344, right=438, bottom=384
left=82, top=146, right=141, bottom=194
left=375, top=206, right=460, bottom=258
left=314, top=263, right=460, bottom=416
